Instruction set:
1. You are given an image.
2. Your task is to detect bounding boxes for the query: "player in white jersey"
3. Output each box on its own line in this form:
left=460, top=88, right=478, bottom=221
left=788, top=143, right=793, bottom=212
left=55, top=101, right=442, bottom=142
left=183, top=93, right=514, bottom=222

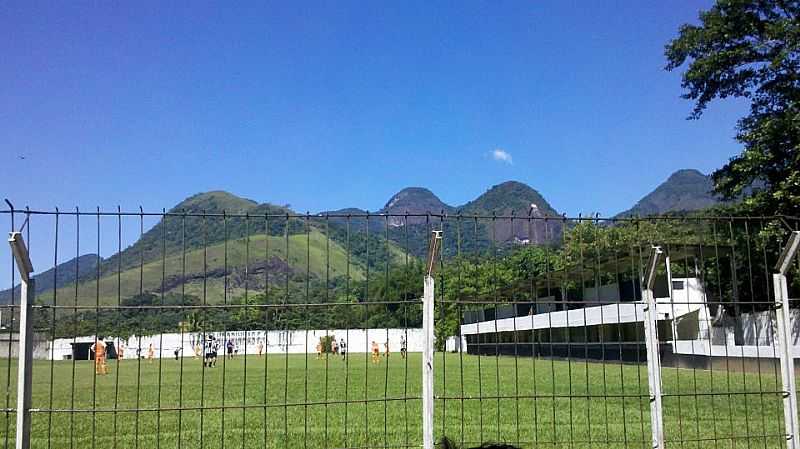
left=204, top=335, right=218, bottom=368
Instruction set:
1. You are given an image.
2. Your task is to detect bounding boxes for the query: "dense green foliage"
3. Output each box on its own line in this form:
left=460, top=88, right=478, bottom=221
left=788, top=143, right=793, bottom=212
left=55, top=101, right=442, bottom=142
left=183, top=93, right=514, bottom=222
left=100, top=192, right=301, bottom=275
left=48, top=293, right=203, bottom=338
left=40, top=215, right=800, bottom=341
left=666, top=0, right=800, bottom=215
left=0, top=253, right=100, bottom=304
left=460, top=181, right=558, bottom=217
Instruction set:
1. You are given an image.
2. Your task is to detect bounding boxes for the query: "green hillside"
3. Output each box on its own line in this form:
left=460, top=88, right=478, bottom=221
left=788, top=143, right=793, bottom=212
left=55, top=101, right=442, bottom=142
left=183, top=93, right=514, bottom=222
left=28, top=190, right=413, bottom=310
left=457, top=181, right=562, bottom=248
left=459, top=180, right=559, bottom=216
left=40, top=229, right=363, bottom=307
left=614, top=169, right=721, bottom=217
left=100, top=191, right=299, bottom=275
left=0, top=254, right=100, bottom=304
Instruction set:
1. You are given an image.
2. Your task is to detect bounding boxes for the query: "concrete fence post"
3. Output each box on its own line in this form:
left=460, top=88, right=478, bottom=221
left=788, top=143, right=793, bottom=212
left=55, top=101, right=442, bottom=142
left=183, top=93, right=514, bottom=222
left=422, top=275, right=435, bottom=449
left=773, top=230, right=800, bottom=448
left=422, top=230, right=441, bottom=449
left=9, top=232, right=34, bottom=449
left=643, top=246, right=665, bottom=449
left=774, top=272, right=800, bottom=448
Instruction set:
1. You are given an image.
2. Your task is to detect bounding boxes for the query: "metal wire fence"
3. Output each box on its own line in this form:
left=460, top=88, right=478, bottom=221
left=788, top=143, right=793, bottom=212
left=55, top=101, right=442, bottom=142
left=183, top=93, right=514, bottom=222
left=1, top=207, right=800, bottom=449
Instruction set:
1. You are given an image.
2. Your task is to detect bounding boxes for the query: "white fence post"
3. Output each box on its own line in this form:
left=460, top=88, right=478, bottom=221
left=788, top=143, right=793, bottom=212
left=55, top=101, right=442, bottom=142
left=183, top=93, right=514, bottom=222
left=9, top=232, right=34, bottom=449
left=774, top=273, right=800, bottom=448
left=422, top=230, right=441, bottom=449
left=422, top=275, right=435, bottom=449
left=774, top=231, right=800, bottom=448
left=643, top=246, right=665, bottom=449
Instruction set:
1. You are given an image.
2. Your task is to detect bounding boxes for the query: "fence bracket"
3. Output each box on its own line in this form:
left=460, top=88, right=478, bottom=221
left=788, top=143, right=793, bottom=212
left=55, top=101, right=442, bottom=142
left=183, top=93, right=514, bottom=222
left=9, top=232, right=34, bottom=449
left=642, top=245, right=665, bottom=449
left=774, top=231, right=800, bottom=449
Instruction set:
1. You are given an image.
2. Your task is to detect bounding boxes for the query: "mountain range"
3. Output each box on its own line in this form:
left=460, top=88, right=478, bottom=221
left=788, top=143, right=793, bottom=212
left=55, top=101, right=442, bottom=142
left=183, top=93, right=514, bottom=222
left=614, top=169, right=721, bottom=218
left=0, top=253, right=100, bottom=304
left=1, top=168, right=723, bottom=306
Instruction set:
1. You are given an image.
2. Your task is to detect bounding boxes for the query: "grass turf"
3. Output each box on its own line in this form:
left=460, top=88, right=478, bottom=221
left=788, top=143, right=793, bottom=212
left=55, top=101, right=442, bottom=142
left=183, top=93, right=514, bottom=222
left=0, top=352, right=789, bottom=448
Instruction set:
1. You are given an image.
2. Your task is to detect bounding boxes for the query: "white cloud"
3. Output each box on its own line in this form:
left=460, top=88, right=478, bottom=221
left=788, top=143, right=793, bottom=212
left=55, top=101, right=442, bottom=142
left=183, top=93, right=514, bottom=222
left=491, top=148, right=513, bottom=164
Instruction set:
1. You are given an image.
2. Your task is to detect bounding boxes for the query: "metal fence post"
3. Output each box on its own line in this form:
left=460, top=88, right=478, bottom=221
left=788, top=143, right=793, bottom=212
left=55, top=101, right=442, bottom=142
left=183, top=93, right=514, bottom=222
left=774, top=231, right=800, bottom=448
left=9, top=232, right=34, bottom=449
left=643, top=246, right=665, bottom=449
left=422, top=230, right=441, bottom=449
left=422, top=275, right=435, bottom=449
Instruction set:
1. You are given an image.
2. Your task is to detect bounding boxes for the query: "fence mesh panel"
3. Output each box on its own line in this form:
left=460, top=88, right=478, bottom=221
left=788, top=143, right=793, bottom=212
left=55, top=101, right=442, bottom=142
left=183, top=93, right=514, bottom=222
left=0, top=209, right=798, bottom=448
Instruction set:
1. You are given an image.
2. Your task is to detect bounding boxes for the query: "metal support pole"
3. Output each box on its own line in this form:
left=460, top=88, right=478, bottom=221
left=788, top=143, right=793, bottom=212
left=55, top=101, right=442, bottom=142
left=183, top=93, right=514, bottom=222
left=774, top=273, right=800, bottom=448
left=422, top=230, right=441, bottom=449
left=8, top=232, right=34, bottom=449
left=774, top=231, right=800, bottom=448
left=15, top=278, right=34, bottom=449
left=643, top=246, right=665, bottom=449
left=422, top=275, right=435, bottom=449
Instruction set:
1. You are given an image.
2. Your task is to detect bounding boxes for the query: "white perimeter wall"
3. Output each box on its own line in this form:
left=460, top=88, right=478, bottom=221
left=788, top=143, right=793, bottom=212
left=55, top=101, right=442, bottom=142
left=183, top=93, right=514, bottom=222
left=710, top=309, right=800, bottom=346
left=44, top=328, right=424, bottom=361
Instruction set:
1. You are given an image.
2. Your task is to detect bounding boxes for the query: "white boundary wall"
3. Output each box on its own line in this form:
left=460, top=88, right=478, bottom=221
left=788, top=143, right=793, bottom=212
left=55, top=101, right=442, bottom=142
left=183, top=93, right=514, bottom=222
left=43, top=328, right=424, bottom=360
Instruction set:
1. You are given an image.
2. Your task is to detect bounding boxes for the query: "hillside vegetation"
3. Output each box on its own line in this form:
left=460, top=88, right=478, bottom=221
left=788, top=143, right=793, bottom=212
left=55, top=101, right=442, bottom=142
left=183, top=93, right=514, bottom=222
left=615, top=169, right=721, bottom=217
left=41, top=230, right=363, bottom=307
left=5, top=173, right=733, bottom=308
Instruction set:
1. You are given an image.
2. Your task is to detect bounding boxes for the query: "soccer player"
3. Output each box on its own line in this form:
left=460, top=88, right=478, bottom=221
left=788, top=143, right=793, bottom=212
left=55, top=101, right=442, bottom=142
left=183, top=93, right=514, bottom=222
left=226, top=338, right=235, bottom=359
left=383, top=340, right=390, bottom=358
left=257, top=340, right=264, bottom=357
left=316, top=341, right=323, bottom=360
left=204, top=335, right=218, bottom=368
left=330, top=339, right=338, bottom=356
left=147, top=343, right=155, bottom=363
left=90, top=336, right=108, bottom=375
left=400, top=336, right=407, bottom=359
left=371, top=341, right=380, bottom=364
left=117, top=342, right=125, bottom=361
left=339, top=338, right=347, bottom=361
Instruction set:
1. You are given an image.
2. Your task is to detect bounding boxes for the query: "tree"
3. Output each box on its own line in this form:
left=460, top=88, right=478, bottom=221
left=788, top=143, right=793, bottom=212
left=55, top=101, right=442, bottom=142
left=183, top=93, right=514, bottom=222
left=666, top=0, right=800, bottom=215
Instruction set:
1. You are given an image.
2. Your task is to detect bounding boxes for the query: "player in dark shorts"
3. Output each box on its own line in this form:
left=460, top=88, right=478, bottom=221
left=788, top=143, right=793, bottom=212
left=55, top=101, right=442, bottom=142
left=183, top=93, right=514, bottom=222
left=226, top=338, right=235, bottom=359
left=339, top=338, right=347, bottom=360
left=204, top=336, right=218, bottom=367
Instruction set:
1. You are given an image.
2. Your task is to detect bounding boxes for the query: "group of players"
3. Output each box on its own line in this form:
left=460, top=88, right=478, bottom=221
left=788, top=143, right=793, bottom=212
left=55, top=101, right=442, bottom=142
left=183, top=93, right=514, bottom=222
left=316, top=336, right=408, bottom=363
left=90, top=333, right=410, bottom=374
left=89, top=337, right=157, bottom=375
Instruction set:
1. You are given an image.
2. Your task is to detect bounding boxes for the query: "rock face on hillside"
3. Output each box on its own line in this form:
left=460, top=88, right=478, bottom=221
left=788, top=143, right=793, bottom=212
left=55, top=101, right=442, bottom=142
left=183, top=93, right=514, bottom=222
left=380, top=187, right=453, bottom=226
left=615, top=169, right=720, bottom=217
left=15, top=183, right=564, bottom=305
left=459, top=181, right=561, bottom=244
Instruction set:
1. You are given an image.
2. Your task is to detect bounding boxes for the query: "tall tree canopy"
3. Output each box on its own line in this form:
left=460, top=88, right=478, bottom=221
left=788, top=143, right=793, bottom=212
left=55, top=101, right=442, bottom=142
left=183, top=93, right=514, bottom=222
left=666, top=0, right=800, bottom=215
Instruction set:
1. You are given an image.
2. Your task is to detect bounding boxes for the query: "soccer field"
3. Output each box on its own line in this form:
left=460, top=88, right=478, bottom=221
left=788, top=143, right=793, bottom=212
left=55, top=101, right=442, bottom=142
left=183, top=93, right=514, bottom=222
left=0, top=352, right=788, bottom=448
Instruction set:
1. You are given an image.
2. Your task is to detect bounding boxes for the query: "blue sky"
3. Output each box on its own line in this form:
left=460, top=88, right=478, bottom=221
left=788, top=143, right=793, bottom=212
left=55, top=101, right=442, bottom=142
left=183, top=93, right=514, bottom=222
left=1, top=2, right=747, bottom=278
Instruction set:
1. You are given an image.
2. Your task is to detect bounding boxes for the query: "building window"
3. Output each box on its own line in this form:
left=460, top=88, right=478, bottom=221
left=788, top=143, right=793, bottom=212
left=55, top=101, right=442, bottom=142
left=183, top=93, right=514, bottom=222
left=672, top=280, right=685, bottom=291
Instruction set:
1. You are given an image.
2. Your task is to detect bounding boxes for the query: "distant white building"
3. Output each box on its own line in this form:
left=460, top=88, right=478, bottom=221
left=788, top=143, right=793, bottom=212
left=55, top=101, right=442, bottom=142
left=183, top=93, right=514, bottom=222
left=459, top=246, right=800, bottom=370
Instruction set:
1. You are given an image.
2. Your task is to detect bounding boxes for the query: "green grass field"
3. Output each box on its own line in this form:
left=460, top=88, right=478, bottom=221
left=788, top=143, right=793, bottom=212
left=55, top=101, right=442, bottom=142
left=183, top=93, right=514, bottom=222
left=0, top=353, right=789, bottom=448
